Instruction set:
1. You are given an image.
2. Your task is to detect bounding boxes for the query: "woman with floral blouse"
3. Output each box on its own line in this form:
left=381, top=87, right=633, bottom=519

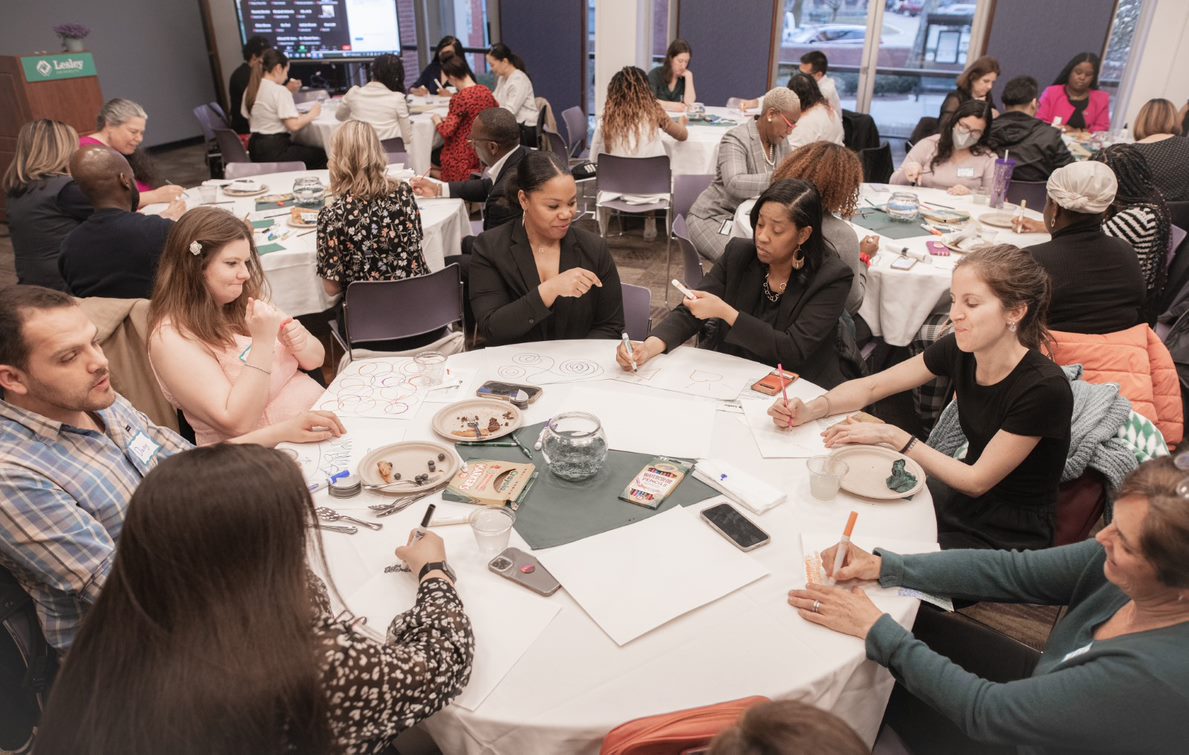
left=317, top=120, right=427, bottom=296
left=37, top=444, right=474, bottom=755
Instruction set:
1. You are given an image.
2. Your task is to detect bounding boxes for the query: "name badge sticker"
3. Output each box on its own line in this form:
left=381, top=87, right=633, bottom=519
left=127, top=430, right=162, bottom=468
left=956, top=167, right=976, bottom=178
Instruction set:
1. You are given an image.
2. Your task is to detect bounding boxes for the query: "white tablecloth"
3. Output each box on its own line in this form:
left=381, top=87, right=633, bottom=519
left=295, top=95, right=450, bottom=176
left=733, top=186, right=1051, bottom=347
left=183, top=170, right=468, bottom=316
left=307, top=341, right=938, bottom=754
left=665, top=106, right=750, bottom=176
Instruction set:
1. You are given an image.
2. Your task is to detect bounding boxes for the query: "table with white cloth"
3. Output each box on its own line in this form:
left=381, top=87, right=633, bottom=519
left=180, top=169, right=468, bottom=316
left=303, top=340, right=938, bottom=754
left=295, top=95, right=450, bottom=176
left=732, top=185, right=1051, bottom=347
left=591, top=106, right=753, bottom=177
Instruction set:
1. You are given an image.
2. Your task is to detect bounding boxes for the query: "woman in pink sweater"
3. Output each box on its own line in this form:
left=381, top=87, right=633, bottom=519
left=1036, top=53, right=1111, bottom=134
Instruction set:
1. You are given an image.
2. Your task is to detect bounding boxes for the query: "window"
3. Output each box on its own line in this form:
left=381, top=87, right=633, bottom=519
left=1099, top=0, right=1144, bottom=111
left=652, top=0, right=671, bottom=66
left=777, top=0, right=873, bottom=111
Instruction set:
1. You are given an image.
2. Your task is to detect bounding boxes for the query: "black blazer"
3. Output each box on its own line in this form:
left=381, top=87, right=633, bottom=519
left=470, top=220, right=625, bottom=346
left=448, top=145, right=528, bottom=231
left=650, top=237, right=853, bottom=388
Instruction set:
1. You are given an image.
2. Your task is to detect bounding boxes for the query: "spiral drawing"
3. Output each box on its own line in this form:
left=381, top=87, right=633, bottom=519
left=556, top=359, right=604, bottom=378
left=356, top=361, right=394, bottom=377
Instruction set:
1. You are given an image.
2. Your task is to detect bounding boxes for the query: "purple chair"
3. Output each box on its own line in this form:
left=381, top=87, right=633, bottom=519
left=673, top=173, right=713, bottom=220
left=1005, top=179, right=1047, bottom=209
left=596, top=153, right=672, bottom=236
left=543, top=128, right=568, bottom=163
left=192, top=104, right=222, bottom=144
left=380, top=137, right=409, bottom=166
left=561, top=106, right=588, bottom=159
left=208, top=101, right=231, bottom=129
left=672, top=214, right=705, bottom=303
left=621, top=283, right=652, bottom=341
left=329, top=265, right=464, bottom=363
left=224, top=161, right=304, bottom=179
left=214, top=128, right=250, bottom=164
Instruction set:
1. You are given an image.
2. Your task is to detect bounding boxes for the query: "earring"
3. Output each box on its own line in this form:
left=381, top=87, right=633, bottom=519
left=1007, top=321, right=1017, bottom=332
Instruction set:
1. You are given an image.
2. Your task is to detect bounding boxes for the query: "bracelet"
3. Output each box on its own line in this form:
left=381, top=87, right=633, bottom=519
left=820, top=394, right=832, bottom=418
left=899, top=436, right=918, bottom=454
left=244, top=363, right=272, bottom=376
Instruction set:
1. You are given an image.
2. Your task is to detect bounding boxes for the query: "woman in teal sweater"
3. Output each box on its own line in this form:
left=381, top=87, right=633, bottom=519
left=790, top=456, right=1189, bottom=753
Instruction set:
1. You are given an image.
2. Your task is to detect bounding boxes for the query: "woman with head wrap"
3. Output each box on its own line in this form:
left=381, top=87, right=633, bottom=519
left=1015, top=162, right=1145, bottom=334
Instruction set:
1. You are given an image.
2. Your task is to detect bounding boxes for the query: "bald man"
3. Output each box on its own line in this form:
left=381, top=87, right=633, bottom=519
left=57, top=145, right=185, bottom=299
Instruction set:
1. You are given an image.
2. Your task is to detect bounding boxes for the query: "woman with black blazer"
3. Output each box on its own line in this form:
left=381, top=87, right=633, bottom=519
left=617, top=179, right=853, bottom=388
left=471, top=151, right=625, bottom=345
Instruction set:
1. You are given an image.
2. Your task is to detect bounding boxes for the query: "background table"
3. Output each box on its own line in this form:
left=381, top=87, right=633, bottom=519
left=182, top=169, right=468, bottom=316
left=296, top=95, right=450, bottom=176
left=592, top=106, right=750, bottom=178
left=734, top=186, right=1050, bottom=346
left=308, top=341, right=938, bottom=754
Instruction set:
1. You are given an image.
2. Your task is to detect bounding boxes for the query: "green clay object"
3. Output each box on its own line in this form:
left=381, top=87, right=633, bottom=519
left=886, top=459, right=918, bottom=493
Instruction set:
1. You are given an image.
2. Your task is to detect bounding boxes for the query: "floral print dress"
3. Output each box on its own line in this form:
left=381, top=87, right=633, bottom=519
left=316, top=181, right=428, bottom=287
left=436, top=85, right=498, bottom=182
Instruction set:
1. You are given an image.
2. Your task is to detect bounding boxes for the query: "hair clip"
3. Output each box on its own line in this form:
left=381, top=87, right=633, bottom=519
left=189, top=241, right=202, bottom=256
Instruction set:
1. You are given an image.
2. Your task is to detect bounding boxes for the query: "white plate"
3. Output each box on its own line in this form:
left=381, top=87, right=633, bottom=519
left=978, top=211, right=1017, bottom=229
left=829, top=445, right=926, bottom=500
left=358, top=440, right=459, bottom=495
left=223, top=183, right=269, bottom=197
left=432, top=399, right=523, bottom=442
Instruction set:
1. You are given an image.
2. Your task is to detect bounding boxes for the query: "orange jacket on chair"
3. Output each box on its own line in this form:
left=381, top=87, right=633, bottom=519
left=600, top=696, right=769, bottom=755
left=1049, top=325, right=1183, bottom=447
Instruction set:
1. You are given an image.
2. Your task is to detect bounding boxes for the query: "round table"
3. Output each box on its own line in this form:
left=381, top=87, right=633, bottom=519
left=308, top=340, right=938, bottom=754
left=179, top=170, right=469, bottom=316
left=733, top=186, right=1051, bottom=347
left=295, top=95, right=450, bottom=176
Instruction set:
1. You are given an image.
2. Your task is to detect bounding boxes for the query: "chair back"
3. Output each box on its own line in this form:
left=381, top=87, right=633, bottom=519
left=561, top=106, right=588, bottom=158
left=1056, top=471, right=1109, bottom=545
left=596, top=154, right=672, bottom=198
left=841, top=109, right=880, bottom=151
left=224, top=161, right=305, bottom=179
left=908, top=116, right=939, bottom=147
left=380, top=137, right=409, bottom=166
left=1155, top=224, right=1189, bottom=321
left=673, top=174, right=713, bottom=219
left=621, top=283, right=652, bottom=341
left=672, top=215, right=704, bottom=289
left=192, top=104, right=221, bottom=143
left=1167, top=200, right=1189, bottom=233
left=1005, top=179, right=1047, bottom=209
left=600, top=696, right=768, bottom=755
left=858, top=142, right=893, bottom=184
left=0, top=564, right=56, bottom=752
left=208, top=101, right=231, bottom=128
left=543, top=128, right=569, bottom=163
left=214, top=128, right=250, bottom=163
left=343, top=265, right=464, bottom=345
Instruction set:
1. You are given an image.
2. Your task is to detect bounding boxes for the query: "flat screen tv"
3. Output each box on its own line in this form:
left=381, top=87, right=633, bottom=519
left=235, top=0, right=401, bottom=62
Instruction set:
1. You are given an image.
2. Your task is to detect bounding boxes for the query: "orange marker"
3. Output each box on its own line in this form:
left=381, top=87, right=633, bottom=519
left=828, top=511, right=859, bottom=585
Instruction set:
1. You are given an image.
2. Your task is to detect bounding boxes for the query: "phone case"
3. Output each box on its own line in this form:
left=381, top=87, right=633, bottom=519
left=890, top=256, right=918, bottom=270
left=488, top=547, right=561, bottom=595
left=476, top=380, right=542, bottom=407
left=699, top=503, right=770, bottom=552
left=751, top=369, right=799, bottom=396
left=926, top=241, right=950, bottom=256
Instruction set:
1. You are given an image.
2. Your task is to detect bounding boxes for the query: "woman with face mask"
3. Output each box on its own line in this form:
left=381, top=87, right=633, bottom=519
left=891, top=100, right=997, bottom=196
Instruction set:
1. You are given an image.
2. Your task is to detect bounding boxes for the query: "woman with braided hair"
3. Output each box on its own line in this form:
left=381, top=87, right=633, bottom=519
left=1097, top=144, right=1171, bottom=317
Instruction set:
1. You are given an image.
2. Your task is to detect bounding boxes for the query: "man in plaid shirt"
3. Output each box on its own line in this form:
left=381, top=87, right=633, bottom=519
left=0, top=286, right=343, bottom=650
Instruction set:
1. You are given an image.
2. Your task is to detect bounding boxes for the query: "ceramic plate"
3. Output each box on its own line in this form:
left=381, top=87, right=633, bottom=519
left=978, top=211, right=1017, bottom=229
left=223, top=182, right=269, bottom=196
left=829, top=445, right=926, bottom=500
left=358, top=440, right=460, bottom=495
left=432, top=399, right=523, bottom=442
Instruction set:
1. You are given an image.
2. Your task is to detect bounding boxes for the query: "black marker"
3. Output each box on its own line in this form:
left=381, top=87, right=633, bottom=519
left=414, top=503, right=436, bottom=539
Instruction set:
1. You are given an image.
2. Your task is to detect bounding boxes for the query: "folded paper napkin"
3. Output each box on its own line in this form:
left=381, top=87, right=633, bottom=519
left=693, top=458, right=786, bottom=514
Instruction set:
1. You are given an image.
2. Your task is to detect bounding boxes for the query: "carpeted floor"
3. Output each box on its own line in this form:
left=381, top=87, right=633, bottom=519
left=0, top=139, right=1060, bottom=652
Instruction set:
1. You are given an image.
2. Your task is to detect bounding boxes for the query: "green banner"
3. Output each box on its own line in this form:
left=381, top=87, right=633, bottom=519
left=21, top=53, right=97, bottom=82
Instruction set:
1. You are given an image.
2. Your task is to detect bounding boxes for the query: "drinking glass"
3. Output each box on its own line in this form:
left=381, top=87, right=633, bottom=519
left=470, top=507, right=516, bottom=559
left=414, top=351, right=447, bottom=386
left=807, top=456, right=848, bottom=501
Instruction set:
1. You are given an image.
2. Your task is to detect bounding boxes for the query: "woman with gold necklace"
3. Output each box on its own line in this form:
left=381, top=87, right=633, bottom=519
left=685, top=87, right=801, bottom=263
left=618, top=179, right=854, bottom=388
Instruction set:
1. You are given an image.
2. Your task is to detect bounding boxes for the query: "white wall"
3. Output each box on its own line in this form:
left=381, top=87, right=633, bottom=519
left=593, top=0, right=652, bottom=114
left=210, top=0, right=247, bottom=110
left=1114, top=0, right=1189, bottom=129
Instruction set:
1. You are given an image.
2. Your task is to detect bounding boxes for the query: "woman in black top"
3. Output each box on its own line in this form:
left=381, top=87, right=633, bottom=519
left=769, top=245, right=1073, bottom=551
left=938, top=55, right=1000, bottom=123
left=617, top=179, right=853, bottom=388
left=470, top=151, right=625, bottom=345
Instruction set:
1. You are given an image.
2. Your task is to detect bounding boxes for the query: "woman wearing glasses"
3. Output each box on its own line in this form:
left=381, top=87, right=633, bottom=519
left=892, top=100, right=997, bottom=196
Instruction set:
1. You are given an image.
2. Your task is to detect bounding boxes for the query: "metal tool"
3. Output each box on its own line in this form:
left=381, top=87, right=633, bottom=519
left=316, top=507, right=382, bottom=531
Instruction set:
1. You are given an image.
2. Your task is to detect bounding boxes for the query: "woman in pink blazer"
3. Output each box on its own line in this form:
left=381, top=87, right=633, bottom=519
left=1036, top=52, right=1111, bottom=133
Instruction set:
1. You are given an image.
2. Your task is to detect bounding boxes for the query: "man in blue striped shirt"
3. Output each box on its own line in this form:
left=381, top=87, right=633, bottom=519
left=0, top=286, right=343, bottom=650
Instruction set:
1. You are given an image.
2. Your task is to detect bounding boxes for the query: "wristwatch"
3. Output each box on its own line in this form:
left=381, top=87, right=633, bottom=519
left=418, top=561, right=457, bottom=583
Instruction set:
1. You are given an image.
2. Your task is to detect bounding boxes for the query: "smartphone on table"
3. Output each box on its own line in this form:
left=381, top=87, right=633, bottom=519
left=488, top=548, right=561, bottom=596
left=700, top=502, right=770, bottom=551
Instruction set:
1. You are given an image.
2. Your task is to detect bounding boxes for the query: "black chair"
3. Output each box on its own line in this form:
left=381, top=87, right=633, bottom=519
left=841, top=109, right=880, bottom=152
left=380, top=137, right=409, bottom=167
left=1167, top=201, right=1189, bottom=234
left=1, top=566, right=57, bottom=754
left=859, top=142, right=894, bottom=184
left=1005, top=179, right=1048, bottom=209
left=907, top=116, right=939, bottom=149
left=1155, top=223, right=1189, bottom=323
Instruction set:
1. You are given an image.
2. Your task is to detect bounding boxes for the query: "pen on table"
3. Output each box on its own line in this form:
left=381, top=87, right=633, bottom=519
left=621, top=331, right=637, bottom=372
left=828, top=511, right=859, bottom=586
left=777, top=362, right=791, bottom=429
left=508, top=431, right=534, bottom=460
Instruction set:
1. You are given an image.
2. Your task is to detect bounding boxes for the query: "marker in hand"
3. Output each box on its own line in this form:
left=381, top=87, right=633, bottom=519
left=415, top=503, right=436, bottom=541
left=621, top=331, right=637, bottom=372
left=671, top=278, right=697, bottom=300
left=828, top=511, right=859, bottom=585
left=777, top=362, right=791, bottom=429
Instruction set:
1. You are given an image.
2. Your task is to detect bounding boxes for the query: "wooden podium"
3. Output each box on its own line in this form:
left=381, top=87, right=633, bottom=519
left=0, top=52, right=104, bottom=221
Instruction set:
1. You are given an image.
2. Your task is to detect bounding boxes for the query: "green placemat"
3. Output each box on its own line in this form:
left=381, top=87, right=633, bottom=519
left=251, top=218, right=274, bottom=230
left=255, top=196, right=295, bottom=211
left=456, top=422, right=718, bottom=549
left=256, top=242, right=286, bottom=255
left=851, top=208, right=931, bottom=239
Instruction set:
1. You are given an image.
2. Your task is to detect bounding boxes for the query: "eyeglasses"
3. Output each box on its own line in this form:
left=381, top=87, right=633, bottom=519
left=779, top=113, right=796, bottom=131
left=956, top=124, right=984, bottom=139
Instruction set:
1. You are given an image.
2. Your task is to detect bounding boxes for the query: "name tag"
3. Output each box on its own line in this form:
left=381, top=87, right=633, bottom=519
left=956, top=167, right=976, bottom=178
left=1059, top=643, right=1092, bottom=664
left=127, top=430, right=161, bottom=467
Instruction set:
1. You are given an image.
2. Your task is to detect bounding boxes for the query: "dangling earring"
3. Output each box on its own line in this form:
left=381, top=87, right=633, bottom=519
left=1007, top=321, right=1017, bottom=333
left=790, top=246, right=805, bottom=271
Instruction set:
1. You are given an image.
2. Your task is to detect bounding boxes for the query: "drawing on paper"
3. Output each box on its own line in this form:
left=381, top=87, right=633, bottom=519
left=314, top=359, right=429, bottom=418
left=280, top=434, right=353, bottom=484
left=495, top=352, right=607, bottom=384
left=682, top=369, right=732, bottom=397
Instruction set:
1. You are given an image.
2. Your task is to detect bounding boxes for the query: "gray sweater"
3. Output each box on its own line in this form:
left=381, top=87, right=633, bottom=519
left=868, top=539, right=1189, bottom=754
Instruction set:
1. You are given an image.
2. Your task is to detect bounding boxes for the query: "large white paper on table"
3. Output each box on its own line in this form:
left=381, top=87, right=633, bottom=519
left=534, top=505, right=769, bottom=645
left=796, top=531, right=947, bottom=609
left=613, top=347, right=770, bottom=402
left=577, top=386, right=716, bottom=459
left=343, top=571, right=561, bottom=711
left=487, top=342, right=618, bottom=385
left=740, top=384, right=838, bottom=458
left=313, top=357, right=443, bottom=419
left=278, top=417, right=407, bottom=489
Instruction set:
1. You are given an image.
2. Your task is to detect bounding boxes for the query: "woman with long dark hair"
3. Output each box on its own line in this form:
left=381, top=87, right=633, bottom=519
left=431, top=54, right=497, bottom=181
left=335, top=53, right=414, bottom=144
left=648, top=38, right=696, bottom=112
left=36, top=444, right=474, bottom=754
left=1036, top=52, right=1111, bottom=133
left=487, top=42, right=538, bottom=144
left=769, top=245, right=1074, bottom=551
left=471, top=151, right=625, bottom=345
left=938, top=55, right=1000, bottom=123
left=618, top=179, right=854, bottom=388
left=891, top=99, right=996, bottom=195
left=787, top=72, right=843, bottom=149
left=243, top=49, right=327, bottom=168
left=410, top=35, right=464, bottom=96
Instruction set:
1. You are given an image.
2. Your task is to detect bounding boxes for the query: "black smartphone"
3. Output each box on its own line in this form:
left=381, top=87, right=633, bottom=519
left=477, top=381, right=543, bottom=408
left=700, top=502, right=770, bottom=551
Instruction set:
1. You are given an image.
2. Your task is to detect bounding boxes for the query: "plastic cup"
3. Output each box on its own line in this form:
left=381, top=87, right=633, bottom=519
left=198, top=185, right=218, bottom=204
left=972, top=189, right=990, bottom=205
left=469, top=507, right=516, bottom=560
left=808, top=456, right=849, bottom=501
left=414, top=351, right=447, bottom=386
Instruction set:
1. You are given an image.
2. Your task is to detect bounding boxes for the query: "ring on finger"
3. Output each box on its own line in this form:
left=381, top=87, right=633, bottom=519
left=812, top=600, right=822, bottom=613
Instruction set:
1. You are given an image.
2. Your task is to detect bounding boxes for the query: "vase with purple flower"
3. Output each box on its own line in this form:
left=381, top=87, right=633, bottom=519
left=54, top=23, right=90, bottom=53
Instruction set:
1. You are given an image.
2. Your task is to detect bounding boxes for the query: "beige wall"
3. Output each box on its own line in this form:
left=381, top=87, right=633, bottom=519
left=594, top=0, right=653, bottom=114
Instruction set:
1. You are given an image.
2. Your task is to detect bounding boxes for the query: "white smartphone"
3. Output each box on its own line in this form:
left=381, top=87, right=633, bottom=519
left=700, top=502, right=770, bottom=551
left=671, top=278, right=697, bottom=299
